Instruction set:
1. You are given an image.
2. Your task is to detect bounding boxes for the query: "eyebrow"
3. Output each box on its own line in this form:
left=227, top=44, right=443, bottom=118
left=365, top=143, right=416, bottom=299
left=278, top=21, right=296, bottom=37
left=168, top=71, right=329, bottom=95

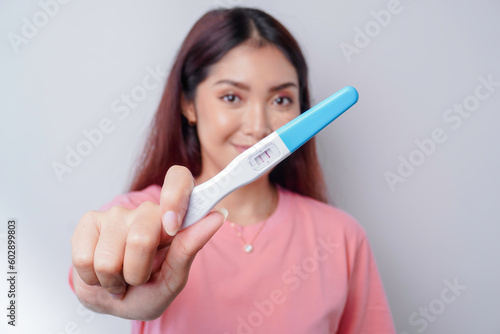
left=213, top=79, right=298, bottom=92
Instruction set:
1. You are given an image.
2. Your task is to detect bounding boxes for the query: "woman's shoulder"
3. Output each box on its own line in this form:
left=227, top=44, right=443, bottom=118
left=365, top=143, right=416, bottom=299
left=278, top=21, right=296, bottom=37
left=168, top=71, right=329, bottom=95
left=98, top=184, right=162, bottom=211
left=282, top=186, right=367, bottom=240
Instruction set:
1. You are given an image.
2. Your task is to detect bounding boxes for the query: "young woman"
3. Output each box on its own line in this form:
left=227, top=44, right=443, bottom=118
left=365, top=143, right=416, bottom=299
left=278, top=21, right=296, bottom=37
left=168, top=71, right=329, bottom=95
left=70, top=7, right=396, bottom=333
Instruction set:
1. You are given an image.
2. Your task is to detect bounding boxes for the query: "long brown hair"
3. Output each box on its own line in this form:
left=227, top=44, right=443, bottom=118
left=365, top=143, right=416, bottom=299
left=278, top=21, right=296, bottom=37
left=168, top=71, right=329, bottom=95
left=130, top=7, right=328, bottom=203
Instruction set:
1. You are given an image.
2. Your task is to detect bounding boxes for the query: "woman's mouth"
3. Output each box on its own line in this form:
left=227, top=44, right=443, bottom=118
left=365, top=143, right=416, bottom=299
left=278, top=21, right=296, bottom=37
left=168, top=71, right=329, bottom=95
left=234, top=144, right=252, bottom=153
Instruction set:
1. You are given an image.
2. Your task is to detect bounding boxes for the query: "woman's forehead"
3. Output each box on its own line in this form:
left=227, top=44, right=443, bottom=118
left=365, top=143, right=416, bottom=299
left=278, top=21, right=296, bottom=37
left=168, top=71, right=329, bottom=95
left=204, top=43, right=299, bottom=87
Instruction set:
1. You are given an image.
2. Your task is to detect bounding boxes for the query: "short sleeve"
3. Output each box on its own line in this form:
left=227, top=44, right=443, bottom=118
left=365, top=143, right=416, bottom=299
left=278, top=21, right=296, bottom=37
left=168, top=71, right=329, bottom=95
left=336, top=230, right=396, bottom=334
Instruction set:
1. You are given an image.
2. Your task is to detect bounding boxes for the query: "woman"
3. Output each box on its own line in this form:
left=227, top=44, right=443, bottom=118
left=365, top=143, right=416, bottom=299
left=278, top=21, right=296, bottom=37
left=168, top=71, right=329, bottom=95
left=70, top=7, right=396, bottom=333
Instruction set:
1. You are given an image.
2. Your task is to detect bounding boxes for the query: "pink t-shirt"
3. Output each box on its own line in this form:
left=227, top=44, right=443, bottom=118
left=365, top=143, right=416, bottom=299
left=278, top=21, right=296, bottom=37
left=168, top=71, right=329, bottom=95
left=70, top=184, right=396, bottom=333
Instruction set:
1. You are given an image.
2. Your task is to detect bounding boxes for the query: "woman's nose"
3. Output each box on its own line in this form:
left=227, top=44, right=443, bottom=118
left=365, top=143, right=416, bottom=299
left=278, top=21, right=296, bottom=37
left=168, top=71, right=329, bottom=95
left=241, top=103, right=272, bottom=140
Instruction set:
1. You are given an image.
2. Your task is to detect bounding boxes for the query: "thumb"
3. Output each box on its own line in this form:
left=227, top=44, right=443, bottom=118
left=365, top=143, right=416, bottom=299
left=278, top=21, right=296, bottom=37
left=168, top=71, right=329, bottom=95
left=160, top=208, right=227, bottom=289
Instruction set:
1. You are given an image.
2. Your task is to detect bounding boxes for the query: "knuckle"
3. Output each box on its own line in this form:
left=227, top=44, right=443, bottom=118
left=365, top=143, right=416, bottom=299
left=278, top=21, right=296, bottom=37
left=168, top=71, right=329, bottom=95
left=81, top=210, right=98, bottom=221
left=72, top=252, right=94, bottom=270
left=72, top=214, right=97, bottom=250
left=105, top=205, right=132, bottom=226
left=127, top=232, right=156, bottom=251
left=135, top=201, right=159, bottom=219
left=138, top=201, right=157, bottom=211
left=107, top=205, right=126, bottom=216
left=74, top=211, right=99, bottom=234
left=93, top=252, right=122, bottom=276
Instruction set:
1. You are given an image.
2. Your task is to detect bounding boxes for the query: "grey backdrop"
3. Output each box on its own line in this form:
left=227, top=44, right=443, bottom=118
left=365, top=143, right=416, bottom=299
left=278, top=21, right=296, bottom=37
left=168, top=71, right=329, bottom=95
left=1, top=0, right=499, bottom=333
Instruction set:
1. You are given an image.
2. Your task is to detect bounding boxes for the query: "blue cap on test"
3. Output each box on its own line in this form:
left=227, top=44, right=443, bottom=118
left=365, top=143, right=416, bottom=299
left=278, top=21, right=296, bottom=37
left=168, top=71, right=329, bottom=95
left=276, top=86, right=358, bottom=153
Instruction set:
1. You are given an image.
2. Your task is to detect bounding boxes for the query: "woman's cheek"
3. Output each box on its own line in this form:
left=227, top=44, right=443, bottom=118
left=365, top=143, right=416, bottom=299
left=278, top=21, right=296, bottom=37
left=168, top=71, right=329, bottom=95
left=272, top=111, right=299, bottom=130
left=213, top=112, right=239, bottom=135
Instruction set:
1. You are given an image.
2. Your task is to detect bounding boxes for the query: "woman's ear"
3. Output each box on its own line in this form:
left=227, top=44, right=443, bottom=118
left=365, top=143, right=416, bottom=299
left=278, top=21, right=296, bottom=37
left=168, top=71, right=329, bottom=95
left=181, top=94, right=197, bottom=124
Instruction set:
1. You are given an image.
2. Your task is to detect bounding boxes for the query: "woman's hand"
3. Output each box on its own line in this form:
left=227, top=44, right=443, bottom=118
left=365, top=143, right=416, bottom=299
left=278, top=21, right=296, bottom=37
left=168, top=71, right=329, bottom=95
left=71, top=165, right=227, bottom=320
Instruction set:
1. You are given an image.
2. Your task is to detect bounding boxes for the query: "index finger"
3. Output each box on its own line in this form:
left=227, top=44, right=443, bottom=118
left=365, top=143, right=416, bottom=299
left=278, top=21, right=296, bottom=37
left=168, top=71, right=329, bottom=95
left=160, top=165, right=195, bottom=237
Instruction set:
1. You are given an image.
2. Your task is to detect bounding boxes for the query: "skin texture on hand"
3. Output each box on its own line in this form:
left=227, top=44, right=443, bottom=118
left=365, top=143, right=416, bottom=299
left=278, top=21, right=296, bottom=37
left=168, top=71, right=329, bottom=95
left=71, top=166, right=227, bottom=320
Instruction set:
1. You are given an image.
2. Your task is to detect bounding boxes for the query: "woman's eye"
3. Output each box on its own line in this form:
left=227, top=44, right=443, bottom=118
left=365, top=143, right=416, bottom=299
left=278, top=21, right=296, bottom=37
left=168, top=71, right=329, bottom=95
left=221, top=94, right=240, bottom=103
left=274, top=96, right=292, bottom=106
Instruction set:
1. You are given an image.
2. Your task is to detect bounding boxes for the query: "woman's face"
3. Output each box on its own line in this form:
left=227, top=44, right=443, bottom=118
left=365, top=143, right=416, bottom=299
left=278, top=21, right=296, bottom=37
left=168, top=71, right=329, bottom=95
left=183, top=42, right=301, bottom=179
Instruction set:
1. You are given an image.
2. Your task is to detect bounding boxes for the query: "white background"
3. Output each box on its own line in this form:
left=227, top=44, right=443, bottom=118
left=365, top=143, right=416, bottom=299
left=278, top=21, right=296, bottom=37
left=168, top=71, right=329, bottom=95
left=1, top=0, right=499, bottom=333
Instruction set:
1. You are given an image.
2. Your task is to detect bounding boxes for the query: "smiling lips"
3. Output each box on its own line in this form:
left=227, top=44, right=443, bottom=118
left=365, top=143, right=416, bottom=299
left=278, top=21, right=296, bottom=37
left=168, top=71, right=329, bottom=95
left=234, top=144, right=252, bottom=153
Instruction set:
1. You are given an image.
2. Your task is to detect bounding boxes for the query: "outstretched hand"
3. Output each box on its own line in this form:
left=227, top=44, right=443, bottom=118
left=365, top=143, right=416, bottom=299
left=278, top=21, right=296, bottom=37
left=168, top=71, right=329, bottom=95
left=71, top=166, right=227, bottom=320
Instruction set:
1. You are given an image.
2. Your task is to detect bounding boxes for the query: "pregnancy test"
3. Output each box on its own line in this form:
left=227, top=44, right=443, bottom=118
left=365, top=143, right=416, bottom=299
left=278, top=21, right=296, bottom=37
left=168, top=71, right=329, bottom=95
left=180, top=86, right=358, bottom=229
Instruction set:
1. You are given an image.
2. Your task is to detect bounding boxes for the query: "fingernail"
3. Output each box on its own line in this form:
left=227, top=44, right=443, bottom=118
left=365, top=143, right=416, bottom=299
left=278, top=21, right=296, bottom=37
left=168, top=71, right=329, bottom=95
left=163, top=210, right=179, bottom=236
left=215, top=208, right=228, bottom=222
left=110, top=292, right=124, bottom=300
